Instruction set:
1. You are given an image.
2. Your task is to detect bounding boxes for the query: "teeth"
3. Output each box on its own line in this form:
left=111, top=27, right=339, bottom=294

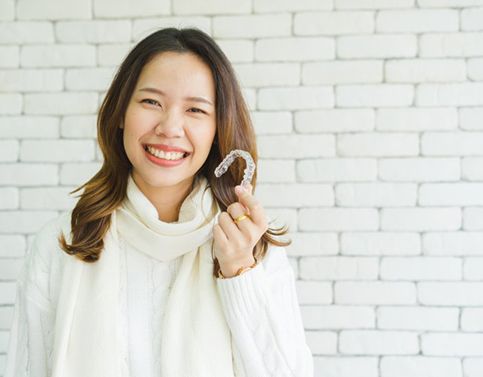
left=146, top=146, right=186, bottom=160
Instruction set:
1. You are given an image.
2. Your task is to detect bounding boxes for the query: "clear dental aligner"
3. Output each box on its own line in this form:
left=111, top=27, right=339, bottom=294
left=214, top=149, right=255, bottom=189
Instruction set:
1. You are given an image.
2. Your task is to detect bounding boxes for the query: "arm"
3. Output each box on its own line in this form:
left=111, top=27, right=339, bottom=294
left=216, top=245, right=314, bottom=377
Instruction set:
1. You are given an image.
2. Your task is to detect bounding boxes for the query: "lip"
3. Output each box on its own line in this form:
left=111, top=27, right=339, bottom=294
left=144, top=143, right=190, bottom=154
left=144, top=146, right=190, bottom=167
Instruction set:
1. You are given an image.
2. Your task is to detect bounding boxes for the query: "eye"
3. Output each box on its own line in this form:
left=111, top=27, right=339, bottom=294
left=141, top=98, right=160, bottom=106
left=189, top=107, right=206, bottom=114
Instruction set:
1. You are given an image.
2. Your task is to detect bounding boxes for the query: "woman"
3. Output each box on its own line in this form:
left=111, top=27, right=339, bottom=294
left=4, top=27, right=314, bottom=377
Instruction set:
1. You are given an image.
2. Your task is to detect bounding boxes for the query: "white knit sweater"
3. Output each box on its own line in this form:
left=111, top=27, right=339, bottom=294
left=5, top=214, right=314, bottom=377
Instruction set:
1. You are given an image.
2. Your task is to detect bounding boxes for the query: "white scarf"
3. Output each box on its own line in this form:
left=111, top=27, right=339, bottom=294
left=50, top=174, right=235, bottom=377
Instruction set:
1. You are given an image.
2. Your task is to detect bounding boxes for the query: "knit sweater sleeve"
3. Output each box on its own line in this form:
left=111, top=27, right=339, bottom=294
left=3, top=222, right=57, bottom=377
left=216, top=245, right=314, bottom=377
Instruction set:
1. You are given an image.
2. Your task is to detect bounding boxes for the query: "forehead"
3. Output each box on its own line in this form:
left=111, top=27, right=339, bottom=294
left=135, top=51, right=215, bottom=103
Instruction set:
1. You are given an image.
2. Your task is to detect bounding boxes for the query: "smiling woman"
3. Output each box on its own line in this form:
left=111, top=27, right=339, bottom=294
left=4, top=27, right=314, bottom=377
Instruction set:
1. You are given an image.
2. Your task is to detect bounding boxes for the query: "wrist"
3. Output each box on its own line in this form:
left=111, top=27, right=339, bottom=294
left=218, top=256, right=257, bottom=279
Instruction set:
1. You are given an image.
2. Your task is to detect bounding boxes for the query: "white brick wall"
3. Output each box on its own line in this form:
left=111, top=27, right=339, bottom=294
left=1, top=1, right=483, bottom=376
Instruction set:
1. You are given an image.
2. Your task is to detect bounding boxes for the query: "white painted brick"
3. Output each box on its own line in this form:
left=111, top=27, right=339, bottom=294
left=0, top=235, right=26, bottom=258
left=386, top=59, right=466, bottom=83
left=295, top=11, right=374, bottom=36
left=422, top=132, right=483, bottom=156
left=336, top=183, right=417, bottom=207
left=97, top=44, right=133, bottom=67
left=17, top=0, right=91, bottom=20
left=0, top=188, right=18, bottom=209
left=258, top=134, right=335, bottom=158
left=0, top=282, right=16, bottom=304
left=94, top=0, right=169, bottom=18
left=302, top=305, right=375, bottom=329
left=0, top=164, right=58, bottom=186
left=464, top=208, right=483, bottom=230
left=312, top=357, right=378, bottom=377
left=173, top=0, right=250, bottom=15
left=0, top=22, right=54, bottom=44
left=0, top=0, right=14, bottom=20
left=462, top=308, right=483, bottom=330
left=338, top=35, right=417, bottom=58
left=422, top=333, right=483, bottom=356
left=258, top=87, right=335, bottom=110
left=56, top=20, right=131, bottom=43
left=257, top=160, right=295, bottom=182
left=463, top=158, right=483, bottom=181
left=419, top=0, right=483, bottom=6
left=216, top=39, right=254, bottom=63
left=0, top=140, right=19, bottom=162
left=420, top=33, right=483, bottom=57
left=462, top=7, right=483, bottom=31
left=59, top=162, right=101, bottom=185
left=252, top=111, right=292, bottom=135
left=381, top=208, right=461, bottom=231
left=420, top=183, right=483, bottom=206
left=60, top=115, right=97, bottom=138
left=417, top=83, right=483, bottom=106
left=20, top=187, right=77, bottom=210
left=381, top=257, right=462, bottom=280
left=419, top=282, right=483, bottom=306
left=377, top=9, right=458, bottom=33
left=468, top=57, right=483, bottom=80
left=289, top=232, right=339, bottom=256
left=65, top=68, right=116, bottom=91
left=379, top=158, right=460, bottom=182
left=300, top=256, right=379, bottom=280
left=213, top=14, right=291, bottom=38
left=296, top=281, right=332, bottom=304
left=243, top=88, right=256, bottom=110
left=265, top=208, right=297, bottom=236
left=341, top=232, right=421, bottom=256
left=300, top=208, right=379, bottom=231
left=21, top=45, right=96, bottom=68
left=0, top=46, right=19, bottom=67
left=377, top=108, right=457, bottom=131
left=24, top=92, right=98, bottom=115
left=0, top=116, right=59, bottom=138
left=297, top=158, right=377, bottom=182
left=132, top=18, right=211, bottom=43
left=378, top=306, right=458, bottom=331
left=423, top=232, right=483, bottom=256
left=0, top=94, right=22, bottom=115
left=380, top=356, right=462, bottom=377
left=255, top=0, right=332, bottom=12
left=296, top=109, right=375, bottom=133
left=258, top=183, right=334, bottom=207
left=460, top=107, right=483, bottom=130
left=0, top=258, right=23, bottom=280
left=464, top=257, right=483, bottom=280
left=338, top=133, right=419, bottom=157
left=336, top=0, right=415, bottom=9
left=340, top=330, right=419, bottom=354
left=336, top=85, right=414, bottom=107
left=464, top=358, right=483, bottom=377
left=234, top=63, right=299, bottom=88
left=305, top=331, right=337, bottom=355
left=0, top=69, right=63, bottom=92
left=335, top=281, right=416, bottom=305
left=0, top=211, right=58, bottom=234
left=303, top=61, right=382, bottom=85
left=20, top=140, right=95, bottom=162
left=255, top=37, right=335, bottom=62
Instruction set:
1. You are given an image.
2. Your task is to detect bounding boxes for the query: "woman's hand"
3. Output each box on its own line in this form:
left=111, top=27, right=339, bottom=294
left=213, top=183, right=269, bottom=278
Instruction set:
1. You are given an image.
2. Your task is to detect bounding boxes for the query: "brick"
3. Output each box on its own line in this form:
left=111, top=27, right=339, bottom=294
left=377, top=108, right=457, bottom=131
left=300, top=256, right=378, bottom=280
left=234, top=63, right=300, bottom=88
left=340, top=330, right=419, bottom=354
left=464, top=358, right=483, bottom=377
left=60, top=115, right=97, bottom=138
left=381, top=208, right=461, bottom=231
left=252, top=111, right=292, bottom=134
left=336, top=0, right=414, bottom=9
left=257, top=183, right=334, bottom=207
left=377, top=9, right=458, bottom=32
left=56, top=20, right=131, bottom=43
left=423, top=232, right=483, bottom=256
left=379, top=158, right=460, bottom=182
left=20, top=187, right=77, bottom=210
left=17, top=0, right=91, bottom=20
left=462, top=308, right=483, bottom=330
left=0, top=211, right=58, bottom=234
left=297, top=158, right=377, bottom=182
left=97, top=44, right=133, bottom=66
left=312, top=357, right=378, bottom=377
left=338, top=133, right=419, bottom=157
left=419, top=282, right=483, bottom=306
left=0, top=46, right=19, bottom=67
left=0, top=0, right=14, bottom=20
left=0, top=258, right=24, bottom=280
left=294, top=11, right=374, bottom=35
left=381, top=257, right=462, bottom=280
left=24, top=92, right=98, bottom=115
left=0, top=164, right=58, bottom=186
left=305, top=331, right=337, bottom=355
left=255, top=37, right=335, bottom=61
left=21, top=45, right=96, bottom=68
left=258, top=134, right=335, bottom=158
left=422, top=132, right=483, bottom=156
left=173, top=0, right=250, bottom=15
left=300, top=208, right=379, bottom=231
left=341, top=232, right=421, bottom=256
left=464, top=258, right=483, bottom=280
left=335, top=281, right=417, bottom=305
left=336, top=85, right=414, bottom=107
left=420, top=33, right=483, bottom=57
left=338, top=35, right=417, bottom=58
left=463, top=158, right=483, bottom=181
left=296, top=109, right=375, bottom=133
left=132, top=18, right=211, bottom=43
left=20, top=140, right=95, bottom=162
left=420, top=183, right=483, bottom=206
left=303, top=60, right=382, bottom=85
left=0, top=235, right=26, bottom=258
left=462, top=8, right=483, bottom=31
left=0, top=188, right=18, bottom=209
left=419, top=0, right=483, bottom=6
left=216, top=40, right=254, bottom=63
left=255, top=0, right=332, bottom=12
left=468, top=58, right=483, bottom=80
left=460, top=107, right=483, bottom=130
left=0, top=69, right=63, bottom=92
left=257, top=160, right=295, bottom=182
left=258, top=86, right=334, bottom=110
left=0, top=140, right=19, bottom=162
left=0, top=22, right=54, bottom=44
left=336, top=183, right=417, bottom=207
left=465, top=208, right=483, bottom=230
left=0, top=282, right=16, bottom=304
left=380, top=356, right=462, bottom=377
left=417, top=83, right=483, bottom=106
left=0, top=94, right=22, bottom=115
left=422, top=333, right=483, bottom=356
left=0, top=116, right=59, bottom=138
left=302, top=305, right=375, bottom=329
left=94, top=0, right=169, bottom=18
left=289, top=232, right=339, bottom=256
left=213, top=14, right=291, bottom=38
left=386, top=59, right=466, bottom=83
left=59, top=162, right=101, bottom=185
left=65, top=68, right=116, bottom=91
left=296, top=281, right=332, bottom=304
left=378, top=306, right=458, bottom=331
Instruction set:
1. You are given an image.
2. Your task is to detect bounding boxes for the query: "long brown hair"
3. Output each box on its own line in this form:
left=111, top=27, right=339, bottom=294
left=59, top=27, right=291, bottom=277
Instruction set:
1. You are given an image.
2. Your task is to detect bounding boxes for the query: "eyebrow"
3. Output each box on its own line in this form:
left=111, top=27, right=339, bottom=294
left=138, top=87, right=214, bottom=106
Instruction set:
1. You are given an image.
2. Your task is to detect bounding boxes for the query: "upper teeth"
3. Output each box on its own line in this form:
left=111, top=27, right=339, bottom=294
left=146, top=146, right=185, bottom=160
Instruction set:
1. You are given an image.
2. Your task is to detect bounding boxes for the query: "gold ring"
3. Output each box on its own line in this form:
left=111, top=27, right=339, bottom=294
left=233, top=213, right=250, bottom=224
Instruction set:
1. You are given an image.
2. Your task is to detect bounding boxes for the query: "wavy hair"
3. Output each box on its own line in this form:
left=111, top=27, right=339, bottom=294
left=59, top=27, right=291, bottom=278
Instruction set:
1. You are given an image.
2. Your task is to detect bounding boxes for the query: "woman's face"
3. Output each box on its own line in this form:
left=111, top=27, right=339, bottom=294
left=123, top=51, right=217, bottom=191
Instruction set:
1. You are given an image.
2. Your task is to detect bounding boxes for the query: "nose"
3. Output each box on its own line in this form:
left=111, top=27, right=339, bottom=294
left=154, top=110, right=185, bottom=138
